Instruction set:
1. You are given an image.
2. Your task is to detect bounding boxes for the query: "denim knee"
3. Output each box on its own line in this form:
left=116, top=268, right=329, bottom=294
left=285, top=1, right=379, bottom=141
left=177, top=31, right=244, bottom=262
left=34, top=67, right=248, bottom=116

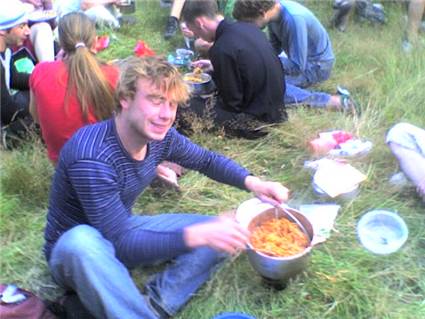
left=52, top=225, right=115, bottom=267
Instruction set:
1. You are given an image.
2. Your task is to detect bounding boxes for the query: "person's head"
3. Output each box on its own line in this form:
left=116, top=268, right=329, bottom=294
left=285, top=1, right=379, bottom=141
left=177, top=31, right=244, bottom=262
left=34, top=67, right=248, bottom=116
left=233, top=0, right=278, bottom=28
left=181, top=0, right=221, bottom=42
left=0, top=0, right=30, bottom=49
left=116, top=56, right=189, bottom=141
left=58, top=12, right=115, bottom=121
left=59, top=11, right=97, bottom=55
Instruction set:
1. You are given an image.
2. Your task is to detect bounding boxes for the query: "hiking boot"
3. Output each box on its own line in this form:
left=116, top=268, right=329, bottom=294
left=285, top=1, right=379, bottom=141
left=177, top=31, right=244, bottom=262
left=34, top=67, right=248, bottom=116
left=336, top=85, right=360, bottom=115
left=331, top=0, right=354, bottom=32
left=336, top=85, right=351, bottom=97
left=164, top=16, right=179, bottom=39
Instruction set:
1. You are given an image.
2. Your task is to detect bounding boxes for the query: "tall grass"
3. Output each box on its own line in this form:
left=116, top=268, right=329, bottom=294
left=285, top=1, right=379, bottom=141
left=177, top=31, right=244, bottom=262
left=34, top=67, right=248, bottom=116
left=1, top=1, right=424, bottom=318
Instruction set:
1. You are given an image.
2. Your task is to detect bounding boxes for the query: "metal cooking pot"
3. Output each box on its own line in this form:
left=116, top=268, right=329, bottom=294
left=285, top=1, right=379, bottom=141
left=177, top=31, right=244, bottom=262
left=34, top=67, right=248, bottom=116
left=183, top=72, right=216, bottom=96
left=236, top=199, right=316, bottom=283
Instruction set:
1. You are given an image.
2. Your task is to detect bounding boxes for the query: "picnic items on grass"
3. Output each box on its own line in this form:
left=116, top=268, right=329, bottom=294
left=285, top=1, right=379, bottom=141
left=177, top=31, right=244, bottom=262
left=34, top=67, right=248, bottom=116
left=309, top=130, right=372, bottom=157
left=168, top=48, right=194, bottom=67
left=306, top=158, right=367, bottom=198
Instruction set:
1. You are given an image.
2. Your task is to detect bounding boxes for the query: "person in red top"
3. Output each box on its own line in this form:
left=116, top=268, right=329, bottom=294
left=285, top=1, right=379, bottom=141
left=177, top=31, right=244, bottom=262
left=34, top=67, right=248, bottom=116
left=30, top=11, right=183, bottom=187
left=29, top=12, right=118, bottom=163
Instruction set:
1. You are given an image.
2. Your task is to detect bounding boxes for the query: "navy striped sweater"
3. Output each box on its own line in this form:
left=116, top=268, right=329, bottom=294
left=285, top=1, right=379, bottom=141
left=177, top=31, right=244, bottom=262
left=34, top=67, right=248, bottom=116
left=44, top=119, right=250, bottom=264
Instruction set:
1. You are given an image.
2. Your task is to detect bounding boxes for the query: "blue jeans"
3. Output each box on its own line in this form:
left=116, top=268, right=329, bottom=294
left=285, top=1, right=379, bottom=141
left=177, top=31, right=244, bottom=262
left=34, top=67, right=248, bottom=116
left=48, top=214, right=227, bottom=319
left=283, top=59, right=334, bottom=108
left=284, top=83, right=330, bottom=108
left=283, top=59, right=334, bottom=88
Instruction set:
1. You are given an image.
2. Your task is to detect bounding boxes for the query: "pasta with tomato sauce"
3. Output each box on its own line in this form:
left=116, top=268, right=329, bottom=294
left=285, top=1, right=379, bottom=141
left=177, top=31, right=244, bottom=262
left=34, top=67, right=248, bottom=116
left=250, top=217, right=309, bottom=257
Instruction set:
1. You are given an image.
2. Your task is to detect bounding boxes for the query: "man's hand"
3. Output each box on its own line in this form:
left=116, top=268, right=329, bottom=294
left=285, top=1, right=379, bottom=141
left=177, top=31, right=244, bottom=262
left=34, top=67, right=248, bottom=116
left=180, top=22, right=194, bottom=38
left=191, top=59, right=213, bottom=72
left=184, top=216, right=250, bottom=254
left=244, top=176, right=289, bottom=206
left=156, top=164, right=179, bottom=189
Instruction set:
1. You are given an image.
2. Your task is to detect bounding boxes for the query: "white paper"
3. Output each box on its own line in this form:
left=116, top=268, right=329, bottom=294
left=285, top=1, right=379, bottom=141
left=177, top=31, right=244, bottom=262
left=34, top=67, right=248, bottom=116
left=299, top=204, right=341, bottom=244
left=313, top=160, right=367, bottom=197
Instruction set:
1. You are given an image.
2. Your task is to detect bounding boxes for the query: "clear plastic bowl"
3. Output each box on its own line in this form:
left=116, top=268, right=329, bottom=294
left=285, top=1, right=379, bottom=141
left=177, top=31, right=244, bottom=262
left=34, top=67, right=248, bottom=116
left=357, top=209, right=408, bottom=255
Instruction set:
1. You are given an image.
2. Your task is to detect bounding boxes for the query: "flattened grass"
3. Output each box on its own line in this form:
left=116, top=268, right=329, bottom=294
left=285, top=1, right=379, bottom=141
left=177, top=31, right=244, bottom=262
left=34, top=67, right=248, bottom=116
left=1, top=1, right=424, bottom=318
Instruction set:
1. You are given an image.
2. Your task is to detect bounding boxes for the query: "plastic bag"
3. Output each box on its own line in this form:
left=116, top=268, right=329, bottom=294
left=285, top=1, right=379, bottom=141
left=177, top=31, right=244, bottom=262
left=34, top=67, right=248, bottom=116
left=94, top=35, right=110, bottom=53
left=134, top=41, right=155, bottom=57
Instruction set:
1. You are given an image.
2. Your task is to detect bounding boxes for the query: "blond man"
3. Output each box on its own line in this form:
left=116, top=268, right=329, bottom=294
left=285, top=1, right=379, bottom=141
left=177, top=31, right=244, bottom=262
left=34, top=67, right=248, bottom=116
left=44, top=56, right=289, bottom=318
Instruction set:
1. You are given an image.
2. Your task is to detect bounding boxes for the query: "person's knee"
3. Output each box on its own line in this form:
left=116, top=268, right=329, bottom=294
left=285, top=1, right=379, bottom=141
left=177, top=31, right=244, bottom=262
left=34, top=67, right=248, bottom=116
left=59, top=225, right=114, bottom=262
left=386, top=122, right=416, bottom=147
left=388, top=122, right=414, bottom=136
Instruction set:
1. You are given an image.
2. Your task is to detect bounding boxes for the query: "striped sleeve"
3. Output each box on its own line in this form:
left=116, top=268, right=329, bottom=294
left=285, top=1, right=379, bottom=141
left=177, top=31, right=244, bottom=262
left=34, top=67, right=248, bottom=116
left=67, top=159, right=188, bottom=265
left=166, top=129, right=251, bottom=190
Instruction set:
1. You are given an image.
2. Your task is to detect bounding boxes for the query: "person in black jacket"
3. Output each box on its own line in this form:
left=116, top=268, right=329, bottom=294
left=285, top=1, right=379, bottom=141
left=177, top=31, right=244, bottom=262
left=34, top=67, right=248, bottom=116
left=0, top=0, right=35, bottom=148
left=180, top=0, right=287, bottom=139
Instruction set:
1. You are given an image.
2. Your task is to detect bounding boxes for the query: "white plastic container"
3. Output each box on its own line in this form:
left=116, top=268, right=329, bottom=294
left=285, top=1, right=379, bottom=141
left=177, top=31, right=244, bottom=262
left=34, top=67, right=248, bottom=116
left=357, top=209, right=408, bottom=255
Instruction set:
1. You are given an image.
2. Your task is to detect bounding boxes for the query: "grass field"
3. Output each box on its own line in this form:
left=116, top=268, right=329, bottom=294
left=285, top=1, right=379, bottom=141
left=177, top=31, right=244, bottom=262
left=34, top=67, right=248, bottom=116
left=1, top=1, right=424, bottom=318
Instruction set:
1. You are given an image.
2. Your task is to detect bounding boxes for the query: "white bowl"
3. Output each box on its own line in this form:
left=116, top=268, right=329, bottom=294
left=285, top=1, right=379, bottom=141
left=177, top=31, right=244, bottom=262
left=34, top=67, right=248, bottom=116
left=357, top=209, right=408, bottom=255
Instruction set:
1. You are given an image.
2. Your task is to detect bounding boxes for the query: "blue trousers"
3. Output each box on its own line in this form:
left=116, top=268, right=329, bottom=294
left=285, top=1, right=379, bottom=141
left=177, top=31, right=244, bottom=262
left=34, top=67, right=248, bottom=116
left=48, top=214, right=226, bottom=319
left=284, top=83, right=330, bottom=108
left=283, top=59, right=334, bottom=108
left=281, top=57, right=334, bottom=88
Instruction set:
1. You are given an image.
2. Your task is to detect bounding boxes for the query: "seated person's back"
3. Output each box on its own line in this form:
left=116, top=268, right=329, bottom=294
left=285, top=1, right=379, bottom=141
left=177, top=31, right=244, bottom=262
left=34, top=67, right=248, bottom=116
left=210, top=19, right=286, bottom=123
left=30, top=12, right=118, bottom=163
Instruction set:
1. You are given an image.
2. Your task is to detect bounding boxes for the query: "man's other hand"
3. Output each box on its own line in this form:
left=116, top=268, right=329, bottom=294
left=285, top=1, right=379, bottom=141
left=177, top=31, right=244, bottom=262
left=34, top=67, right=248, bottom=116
left=184, top=216, right=250, bottom=254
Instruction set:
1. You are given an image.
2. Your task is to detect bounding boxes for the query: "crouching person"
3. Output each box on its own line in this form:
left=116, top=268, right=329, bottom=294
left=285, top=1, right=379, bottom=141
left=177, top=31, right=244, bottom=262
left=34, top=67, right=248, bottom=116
left=44, top=56, right=289, bottom=318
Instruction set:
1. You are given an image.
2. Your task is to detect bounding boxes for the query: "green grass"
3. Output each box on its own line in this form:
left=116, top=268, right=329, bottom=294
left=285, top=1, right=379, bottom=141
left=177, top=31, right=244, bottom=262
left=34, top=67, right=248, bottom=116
left=1, top=1, right=425, bottom=318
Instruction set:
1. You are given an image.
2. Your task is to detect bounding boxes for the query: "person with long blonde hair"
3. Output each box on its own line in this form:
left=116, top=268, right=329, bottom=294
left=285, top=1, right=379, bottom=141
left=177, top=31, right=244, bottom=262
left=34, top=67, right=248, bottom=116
left=29, top=12, right=119, bottom=163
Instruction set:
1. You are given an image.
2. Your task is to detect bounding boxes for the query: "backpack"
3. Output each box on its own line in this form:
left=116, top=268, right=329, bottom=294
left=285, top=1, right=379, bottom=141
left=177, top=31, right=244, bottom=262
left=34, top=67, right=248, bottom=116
left=0, top=284, right=57, bottom=319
